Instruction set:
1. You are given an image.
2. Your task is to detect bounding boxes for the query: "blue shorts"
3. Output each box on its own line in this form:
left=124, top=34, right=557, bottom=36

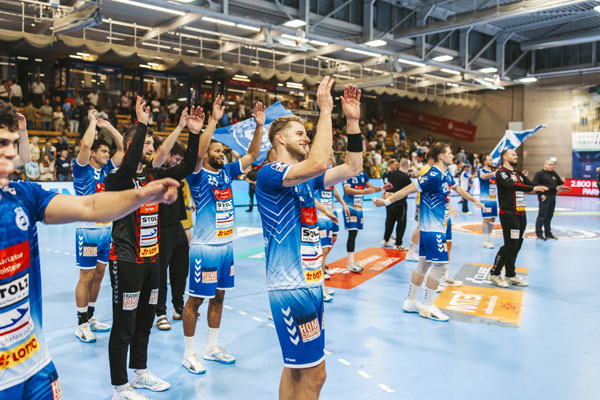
left=76, top=227, right=111, bottom=268
left=481, top=200, right=498, bottom=218
left=318, top=219, right=334, bottom=248
left=1, top=361, right=62, bottom=400
left=343, top=207, right=363, bottom=231
left=446, top=218, right=453, bottom=241
left=419, top=231, right=449, bottom=263
left=188, top=242, right=234, bottom=298
left=268, top=287, right=325, bottom=369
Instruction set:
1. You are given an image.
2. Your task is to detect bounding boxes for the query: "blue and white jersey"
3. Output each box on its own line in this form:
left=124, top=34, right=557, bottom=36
left=343, top=172, right=369, bottom=210
left=478, top=167, right=497, bottom=201
left=72, top=159, right=115, bottom=229
left=314, top=186, right=335, bottom=219
left=256, top=162, right=325, bottom=291
left=414, top=166, right=455, bottom=233
left=186, top=160, right=242, bottom=245
left=0, top=182, right=58, bottom=391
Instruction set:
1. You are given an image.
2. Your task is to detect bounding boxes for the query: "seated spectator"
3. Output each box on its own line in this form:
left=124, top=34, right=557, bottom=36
left=22, top=101, right=36, bottom=130
left=40, top=99, right=53, bottom=131
left=30, top=136, right=41, bottom=161
left=55, top=134, right=69, bottom=153
left=39, top=154, right=55, bottom=181
left=52, top=105, right=65, bottom=132
left=56, top=149, right=71, bottom=181
left=43, top=139, right=56, bottom=160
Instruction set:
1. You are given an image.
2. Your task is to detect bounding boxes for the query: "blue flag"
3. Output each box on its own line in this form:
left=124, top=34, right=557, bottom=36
left=490, top=124, right=547, bottom=165
left=212, top=101, right=292, bottom=164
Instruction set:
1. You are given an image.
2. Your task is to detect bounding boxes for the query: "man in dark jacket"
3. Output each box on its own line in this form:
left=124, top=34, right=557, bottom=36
left=533, top=160, right=569, bottom=240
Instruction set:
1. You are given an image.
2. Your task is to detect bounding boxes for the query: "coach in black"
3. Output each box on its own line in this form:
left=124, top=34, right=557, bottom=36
left=533, top=160, right=569, bottom=240
left=381, top=158, right=412, bottom=249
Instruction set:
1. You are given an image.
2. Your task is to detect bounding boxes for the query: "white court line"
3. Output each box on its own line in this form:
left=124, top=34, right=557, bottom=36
left=267, top=323, right=275, bottom=329
left=54, top=250, right=61, bottom=253
left=357, top=370, right=372, bottom=379
left=237, top=310, right=248, bottom=316
left=378, top=384, right=394, bottom=393
left=64, top=252, right=71, bottom=255
left=224, top=305, right=233, bottom=310
left=252, top=317, right=263, bottom=322
left=338, top=358, right=351, bottom=366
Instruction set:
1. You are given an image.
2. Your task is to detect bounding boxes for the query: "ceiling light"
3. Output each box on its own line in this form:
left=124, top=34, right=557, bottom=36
left=232, top=76, right=250, bottom=82
left=344, top=47, right=380, bottom=57
left=518, top=77, right=538, bottom=83
left=148, top=62, right=159, bottom=66
left=594, top=5, right=600, bottom=12
left=173, top=0, right=195, bottom=3
left=479, top=67, right=498, bottom=74
left=139, top=64, right=151, bottom=68
left=186, top=49, right=198, bottom=54
left=77, top=52, right=90, bottom=57
left=236, top=24, right=260, bottom=32
left=202, top=16, right=235, bottom=26
left=281, top=34, right=309, bottom=43
left=205, top=80, right=213, bottom=83
left=35, top=58, right=42, bottom=62
left=17, top=56, right=29, bottom=61
left=432, top=55, right=453, bottom=62
left=141, top=42, right=171, bottom=50
left=396, top=58, right=425, bottom=67
left=112, top=0, right=185, bottom=16
left=251, top=60, right=260, bottom=64
left=69, top=55, right=83, bottom=59
left=440, top=68, right=461, bottom=75
left=483, top=77, right=494, bottom=82
left=283, top=19, right=306, bottom=28
left=364, top=39, right=386, bottom=47
left=333, top=74, right=353, bottom=79
left=106, top=36, right=124, bottom=41
left=286, top=82, right=304, bottom=89
left=277, top=83, right=283, bottom=87
left=309, top=39, right=329, bottom=46
left=234, top=74, right=248, bottom=79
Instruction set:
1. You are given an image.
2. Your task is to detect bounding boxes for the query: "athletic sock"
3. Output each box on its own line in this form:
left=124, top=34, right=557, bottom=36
left=409, top=242, right=418, bottom=253
left=134, top=369, right=147, bottom=376
left=184, top=336, right=195, bottom=358
left=87, top=302, right=96, bottom=319
left=347, top=252, right=354, bottom=265
left=207, top=328, right=219, bottom=350
left=77, top=306, right=88, bottom=325
left=481, top=223, right=488, bottom=236
left=407, top=283, right=420, bottom=301
left=115, top=384, right=130, bottom=393
left=423, top=287, right=437, bottom=307
left=487, top=221, right=494, bottom=235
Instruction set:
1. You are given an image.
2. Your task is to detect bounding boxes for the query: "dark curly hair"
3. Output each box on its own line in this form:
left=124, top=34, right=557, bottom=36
left=0, top=100, right=18, bottom=132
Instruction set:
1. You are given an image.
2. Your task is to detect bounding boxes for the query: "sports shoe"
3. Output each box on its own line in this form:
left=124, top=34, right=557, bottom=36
left=324, top=267, right=334, bottom=276
left=323, top=290, right=333, bottom=302
left=489, top=274, right=509, bottom=288
left=268, top=311, right=273, bottom=320
left=323, top=272, right=331, bottom=280
left=182, top=353, right=206, bottom=374
left=545, top=234, right=558, bottom=240
left=156, top=315, right=171, bottom=331
left=112, top=386, right=152, bottom=400
left=419, top=305, right=450, bottom=322
left=441, top=276, right=463, bottom=287
left=172, top=308, right=183, bottom=320
left=327, top=288, right=335, bottom=295
left=130, top=370, right=170, bottom=392
left=405, top=251, right=419, bottom=262
left=346, top=262, right=363, bottom=273
left=75, top=322, right=96, bottom=343
left=89, top=317, right=111, bottom=332
left=536, top=235, right=546, bottom=241
left=482, top=241, right=495, bottom=249
left=394, top=245, right=409, bottom=251
left=402, top=298, right=422, bottom=313
left=506, top=276, right=528, bottom=286
left=204, top=346, right=236, bottom=364
left=380, top=239, right=392, bottom=248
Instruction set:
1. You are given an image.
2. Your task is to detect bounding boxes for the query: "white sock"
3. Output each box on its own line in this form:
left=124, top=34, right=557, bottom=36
left=407, top=283, right=420, bottom=301
left=88, top=302, right=96, bottom=308
left=487, top=222, right=494, bottom=235
left=423, top=287, right=437, bottom=307
left=481, top=223, right=488, bottom=236
left=409, top=242, right=418, bottom=253
left=184, top=336, right=195, bottom=357
left=77, top=306, right=87, bottom=313
left=347, top=252, right=354, bottom=265
left=207, top=327, right=219, bottom=349
left=115, top=384, right=130, bottom=393
left=134, top=369, right=147, bottom=376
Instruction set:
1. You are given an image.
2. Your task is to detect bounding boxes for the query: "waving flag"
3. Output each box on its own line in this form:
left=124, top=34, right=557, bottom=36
left=490, top=125, right=547, bottom=165
left=212, top=101, right=292, bottom=163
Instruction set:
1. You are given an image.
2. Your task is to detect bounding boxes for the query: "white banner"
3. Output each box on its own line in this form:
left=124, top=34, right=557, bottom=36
left=572, top=131, right=600, bottom=151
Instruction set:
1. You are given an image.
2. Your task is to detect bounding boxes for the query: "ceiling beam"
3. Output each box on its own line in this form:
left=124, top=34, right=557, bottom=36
left=138, top=12, right=203, bottom=42
left=521, top=29, right=600, bottom=51
left=276, top=44, right=346, bottom=65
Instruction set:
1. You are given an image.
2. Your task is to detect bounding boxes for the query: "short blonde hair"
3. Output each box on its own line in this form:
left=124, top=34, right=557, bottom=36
left=268, top=115, right=305, bottom=145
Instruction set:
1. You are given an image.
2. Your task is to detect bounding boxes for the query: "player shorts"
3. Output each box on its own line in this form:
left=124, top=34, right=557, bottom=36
left=419, top=231, right=449, bottom=263
left=268, top=286, right=325, bottom=369
left=446, top=218, right=453, bottom=242
left=75, top=226, right=111, bottom=268
left=343, top=207, right=363, bottom=231
left=188, top=242, right=234, bottom=298
left=481, top=200, right=498, bottom=218
left=1, top=361, right=62, bottom=400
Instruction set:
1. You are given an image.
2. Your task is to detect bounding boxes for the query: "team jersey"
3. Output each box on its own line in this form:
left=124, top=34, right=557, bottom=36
left=0, top=182, right=58, bottom=391
left=72, top=159, right=115, bottom=228
left=314, top=186, right=335, bottom=218
left=256, top=162, right=325, bottom=291
left=478, top=167, right=497, bottom=201
left=343, top=172, right=369, bottom=209
left=495, top=167, right=535, bottom=215
left=186, top=160, right=242, bottom=245
left=416, top=164, right=432, bottom=207
left=414, top=165, right=455, bottom=233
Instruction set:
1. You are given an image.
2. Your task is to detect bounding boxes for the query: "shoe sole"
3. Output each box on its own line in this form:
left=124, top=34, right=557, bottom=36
left=324, top=298, right=333, bottom=302
left=419, top=312, right=449, bottom=322
left=203, top=356, right=236, bottom=365
left=131, top=383, right=170, bottom=392
left=90, top=326, right=111, bottom=332
left=182, top=363, right=206, bottom=375
left=74, top=333, right=96, bottom=343
left=402, top=307, right=420, bottom=313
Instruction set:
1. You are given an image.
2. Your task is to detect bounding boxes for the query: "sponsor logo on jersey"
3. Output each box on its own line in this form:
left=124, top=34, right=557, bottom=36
left=300, top=207, right=317, bottom=226
left=140, top=228, right=158, bottom=247
left=301, top=245, right=322, bottom=270
left=95, top=182, right=105, bottom=193
left=51, top=377, right=63, bottom=400
left=0, top=274, right=29, bottom=309
left=216, top=212, right=234, bottom=229
left=82, top=245, right=98, bottom=257
left=0, top=303, right=33, bottom=348
left=139, top=244, right=158, bottom=258
left=14, top=207, right=29, bottom=231
left=140, top=214, right=158, bottom=227
left=123, top=292, right=140, bottom=310
left=296, top=313, right=321, bottom=343
left=271, top=162, right=286, bottom=172
left=213, top=187, right=233, bottom=201
left=217, top=228, right=234, bottom=238
left=140, top=203, right=159, bottom=214
left=301, top=227, right=320, bottom=243
left=202, top=267, right=218, bottom=283
left=0, top=334, right=39, bottom=370
left=0, top=242, right=30, bottom=280
left=149, top=289, right=158, bottom=305
left=216, top=199, right=233, bottom=211
left=302, top=268, right=323, bottom=283
left=1, top=186, right=16, bottom=195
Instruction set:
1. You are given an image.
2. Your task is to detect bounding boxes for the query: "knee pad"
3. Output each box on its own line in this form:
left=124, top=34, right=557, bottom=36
left=415, top=258, right=431, bottom=276
left=428, top=263, right=449, bottom=282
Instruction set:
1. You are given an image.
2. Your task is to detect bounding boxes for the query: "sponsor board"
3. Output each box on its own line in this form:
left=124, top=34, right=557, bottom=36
left=434, top=263, right=527, bottom=327
left=452, top=222, right=600, bottom=240
left=325, top=247, right=406, bottom=289
left=559, top=179, right=599, bottom=197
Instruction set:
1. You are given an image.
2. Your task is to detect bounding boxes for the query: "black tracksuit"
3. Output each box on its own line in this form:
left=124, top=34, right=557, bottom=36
left=491, top=167, right=535, bottom=278
left=533, top=169, right=563, bottom=238
left=382, top=169, right=412, bottom=245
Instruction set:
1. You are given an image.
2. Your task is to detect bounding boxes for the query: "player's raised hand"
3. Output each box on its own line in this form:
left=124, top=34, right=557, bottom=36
left=187, top=106, right=205, bottom=134
left=340, top=84, right=361, bottom=121
left=316, top=76, right=334, bottom=114
left=210, top=94, right=226, bottom=123
left=253, top=101, right=266, bottom=126
left=17, top=113, right=27, bottom=133
left=135, top=96, right=151, bottom=125
left=177, top=107, right=189, bottom=129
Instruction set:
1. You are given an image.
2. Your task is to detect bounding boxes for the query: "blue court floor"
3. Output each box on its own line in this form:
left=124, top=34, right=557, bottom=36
left=37, top=194, right=600, bottom=399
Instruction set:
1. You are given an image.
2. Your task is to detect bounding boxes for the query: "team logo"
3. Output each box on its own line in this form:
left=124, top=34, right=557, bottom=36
left=123, top=292, right=140, bottom=310
left=1, top=186, right=16, bottom=195
left=14, top=207, right=29, bottom=231
left=271, top=162, right=286, bottom=172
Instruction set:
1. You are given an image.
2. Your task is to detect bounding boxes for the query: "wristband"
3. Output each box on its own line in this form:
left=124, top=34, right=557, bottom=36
left=384, top=198, right=391, bottom=206
left=347, top=134, right=363, bottom=152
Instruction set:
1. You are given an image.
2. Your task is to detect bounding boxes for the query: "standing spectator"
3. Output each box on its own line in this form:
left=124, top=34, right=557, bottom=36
left=399, top=127, right=407, bottom=147
left=25, top=158, right=40, bottom=181
left=244, top=164, right=259, bottom=212
left=70, top=101, right=81, bottom=133
left=56, top=149, right=71, bottom=181
left=9, top=80, right=22, bottom=107
left=108, top=107, right=118, bottom=128
left=392, top=129, right=400, bottom=149
left=22, top=101, right=37, bottom=130
left=156, top=105, right=168, bottom=131
left=43, top=139, right=56, bottom=160
left=30, top=136, right=41, bottom=161
left=0, top=81, right=9, bottom=103
left=151, top=96, right=161, bottom=122
left=31, top=77, right=46, bottom=108
left=87, top=88, right=99, bottom=106
left=532, top=160, right=570, bottom=240
left=40, top=99, right=53, bottom=131
left=52, top=105, right=66, bottom=132
left=120, top=91, right=131, bottom=114
left=39, top=154, right=56, bottom=181
left=380, top=159, right=412, bottom=249
left=55, top=133, right=69, bottom=153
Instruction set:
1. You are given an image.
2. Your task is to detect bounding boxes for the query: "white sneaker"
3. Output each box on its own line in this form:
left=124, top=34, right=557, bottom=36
left=323, top=290, right=333, bottom=302
left=346, top=262, right=363, bottom=273
left=419, top=305, right=450, bottom=322
left=490, top=275, right=509, bottom=288
left=323, top=272, right=331, bottom=280
left=482, top=241, right=495, bottom=249
left=89, top=317, right=111, bottom=332
left=130, top=370, right=170, bottom=392
left=326, top=288, right=335, bottom=295
left=155, top=315, right=171, bottom=331
left=268, top=311, right=273, bottom=320
left=204, top=346, right=236, bottom=364
left=380, top=239, right=391, bottom=247
left=182, top=353, right=206, bottom=374
left=394, top=245, right=409, bottom=251
left=324, top=267, right=334, bottom=276
left=75, top=322, right=96, bottom=343
left=405, top=251, right=419, bottom=262
left=402, top=298, right=422, bottom=313
left=441, top=276, right=463, bottom=287
left=506, top=276, right=528, bottom=287
left=112, top=386, right=152, bottom=400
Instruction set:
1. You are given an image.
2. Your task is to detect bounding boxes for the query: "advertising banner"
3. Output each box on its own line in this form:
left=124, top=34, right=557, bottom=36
left=558, top=179, right=599, bottom=197
left=389, top=106, right=477, bottom=142
left=572, top=132, right=600, bottom=179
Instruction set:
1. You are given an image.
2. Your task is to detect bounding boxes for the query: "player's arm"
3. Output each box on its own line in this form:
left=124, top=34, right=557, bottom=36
left=76, top=109, right=97, bottom=166
left=14, top=113, right=31, bottom=167
left=479, top=171, right=494, bottom=180
left=282, top=77, right=335, bottom=187
left=96, top=118, right=125, bottom=167
left=152, top=107, right=188, bottom=168
left=344, top=184, right=363, bottom=195
left=240, top=102, right=265, bottom=170
left=323, top=84, right=363, bottom=187
left=373, top=182, right=417, bottom=207
left=496, top=170, right=546, bottom=193
left=314, top=199, right=338, bottom=224
left=453, top=185, right=485, bottom=209
left=195, top=96, right=223, bottom=172
left=44, top=178, right=180, bottom=224
left=333, top=186, right=350, bottom=216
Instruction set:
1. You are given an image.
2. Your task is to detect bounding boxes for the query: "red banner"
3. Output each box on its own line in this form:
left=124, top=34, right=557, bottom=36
left=389, top=106, right=477, bottom=142
left=558, top=179, right=599, bottom=197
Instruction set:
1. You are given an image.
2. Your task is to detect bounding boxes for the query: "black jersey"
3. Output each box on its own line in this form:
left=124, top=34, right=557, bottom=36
left=495, top=167, right=535, bottom=215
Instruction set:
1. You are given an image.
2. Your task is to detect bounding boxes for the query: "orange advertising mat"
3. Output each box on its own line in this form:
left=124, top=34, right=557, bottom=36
left=325, top=247, right=406, bottom=290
